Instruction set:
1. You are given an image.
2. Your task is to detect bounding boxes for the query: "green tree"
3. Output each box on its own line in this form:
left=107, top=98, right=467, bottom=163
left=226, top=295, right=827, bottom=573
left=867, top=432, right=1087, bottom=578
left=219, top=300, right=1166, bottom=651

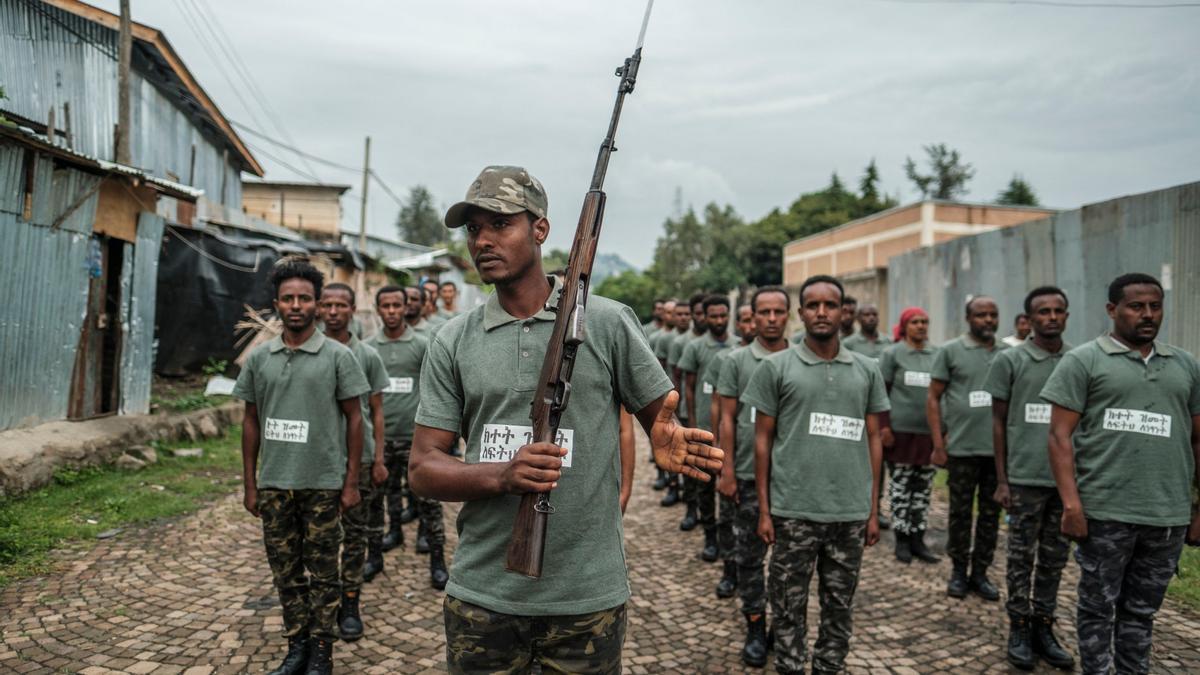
left=396, top=185, right=443, bottom=246
left=996, top=175, right=1039, bottom=206
left=542, top=247, right=570, bottom=273
left=904, top=143, right=975, bottom=200
left=594, top=269, right=662, bottom=321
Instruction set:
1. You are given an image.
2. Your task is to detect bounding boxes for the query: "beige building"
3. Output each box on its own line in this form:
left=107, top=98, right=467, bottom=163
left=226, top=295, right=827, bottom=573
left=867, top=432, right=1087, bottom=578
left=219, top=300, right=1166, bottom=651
left=782, top=200, right=1056, bottom=327
left=242, top=180, right=351, bottom=240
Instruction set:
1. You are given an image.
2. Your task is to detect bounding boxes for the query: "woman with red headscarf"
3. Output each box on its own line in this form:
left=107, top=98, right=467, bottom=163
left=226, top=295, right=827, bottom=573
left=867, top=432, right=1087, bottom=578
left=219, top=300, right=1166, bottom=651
left=878, top=307, right=941, bottom=564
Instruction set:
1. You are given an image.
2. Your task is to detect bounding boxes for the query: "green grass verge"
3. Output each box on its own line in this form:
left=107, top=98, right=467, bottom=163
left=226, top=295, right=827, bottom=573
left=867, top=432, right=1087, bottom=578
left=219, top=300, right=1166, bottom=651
left=0, top=427, right=242, bottom=589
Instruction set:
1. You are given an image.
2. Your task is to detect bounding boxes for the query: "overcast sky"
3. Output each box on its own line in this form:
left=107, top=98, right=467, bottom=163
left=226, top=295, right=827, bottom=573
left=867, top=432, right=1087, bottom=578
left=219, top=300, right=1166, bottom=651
left=98, top=0, right=1199, bottom=267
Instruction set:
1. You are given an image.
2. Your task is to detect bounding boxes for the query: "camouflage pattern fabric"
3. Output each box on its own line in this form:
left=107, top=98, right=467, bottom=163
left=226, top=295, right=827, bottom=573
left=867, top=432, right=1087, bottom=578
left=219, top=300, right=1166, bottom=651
left=1074, top=520, right=1186, bottom=675
left=382, top=441, right=409, bottom=525
left=769, top=517, right=867, bottom=674
left=418, top=486, right=446, bottom=547
left=341, top=469, right=380, bottom=594
left=733, top=479, right=768, bottom=615
left=258, top=489, right=342, bottom=640
left=946, top=455, right=1001, bottom=571
left=697, top=471, right=717, bottom=530
left=681, top=473, right=697, bottom=507
left=888, top=464, right=936, bottom=535
left=443, top=596, right=625, bottom=674
left=444, top=165, right=549, bottom=228
left=717, top=492, right=736, bottom=560
left=1004, top=485, right=1070, bottom=618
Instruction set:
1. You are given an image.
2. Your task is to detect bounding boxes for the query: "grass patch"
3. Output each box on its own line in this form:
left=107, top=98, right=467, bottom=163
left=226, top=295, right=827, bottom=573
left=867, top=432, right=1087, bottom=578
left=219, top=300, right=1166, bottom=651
left=151, top=392, right=230, bottom=413
left=1168, top=541, right=1200, bottom=612
left=0, top=427, right=242, bottom=589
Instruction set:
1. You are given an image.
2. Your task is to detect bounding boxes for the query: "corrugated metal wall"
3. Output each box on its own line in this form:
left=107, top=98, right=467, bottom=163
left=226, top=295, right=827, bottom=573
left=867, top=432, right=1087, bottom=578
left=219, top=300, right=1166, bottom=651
left=888, top=182, right=1200, bottom=355
left=0, top=0, right=237, bottom=204
left=0, top=143, right=94, bottom=430
left=118, top=211, right=164, bottom=415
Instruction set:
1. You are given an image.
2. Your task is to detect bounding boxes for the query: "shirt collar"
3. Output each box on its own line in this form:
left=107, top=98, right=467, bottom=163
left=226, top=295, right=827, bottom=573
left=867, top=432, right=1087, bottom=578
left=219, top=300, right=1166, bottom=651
left=749, top=339, right=773, bottom=359
left=793, top=338, right=854, bottom=365
left=269, top=329, right=326, bottom=354
left=1021, top=339, right=1069, bottom=362
left=1099, top=334, right=1173, bottom=358
left=961, top=332, right=997, bottom=350
left=374, top=327, right=415, bottom=343
left=706, top=333, right=730, bottom=348
left=483, top=276, right=561, bottom=331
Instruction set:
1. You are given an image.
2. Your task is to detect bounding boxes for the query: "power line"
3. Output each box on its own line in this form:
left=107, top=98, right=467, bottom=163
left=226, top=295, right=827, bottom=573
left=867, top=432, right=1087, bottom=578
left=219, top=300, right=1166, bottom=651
left=370, top=170, right=408, bottom=209
left=243, top=140, right=325, bottom=184
left=231, top=121, right=361, bottom=173
left=173, top=0, right=270, bottom=134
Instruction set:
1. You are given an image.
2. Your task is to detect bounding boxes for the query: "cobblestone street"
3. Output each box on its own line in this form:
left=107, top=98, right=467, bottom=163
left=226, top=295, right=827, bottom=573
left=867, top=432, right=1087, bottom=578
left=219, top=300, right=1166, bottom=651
left=3, top=431, right=1199, bottom=674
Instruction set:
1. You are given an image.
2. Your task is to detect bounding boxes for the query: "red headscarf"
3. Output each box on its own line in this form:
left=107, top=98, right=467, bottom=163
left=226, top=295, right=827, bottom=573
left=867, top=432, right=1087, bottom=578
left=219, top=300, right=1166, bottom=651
left=894, top=307, right=928, bottom=342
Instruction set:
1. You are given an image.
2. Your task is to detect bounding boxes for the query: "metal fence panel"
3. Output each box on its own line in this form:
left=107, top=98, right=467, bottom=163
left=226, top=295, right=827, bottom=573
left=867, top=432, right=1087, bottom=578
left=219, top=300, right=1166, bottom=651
left=119, top=212, right=164, bottom=415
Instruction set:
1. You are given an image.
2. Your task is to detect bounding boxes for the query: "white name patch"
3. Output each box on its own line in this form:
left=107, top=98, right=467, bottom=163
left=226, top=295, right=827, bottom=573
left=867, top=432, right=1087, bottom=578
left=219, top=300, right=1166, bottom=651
left=479, top=424, right=575, bottom=467
left=264, top=418, right=309, bottom=443
left=384, top=377, right=413, bottom=394
left=750, top=407, right=757, bottom=423
left=969, top=391, right=993, bottom=408
left=702, top=382, right=714, bottom=394
left=904, top=371, right=931, bottom=387
left=808, top=413, right=865, bottom=442
left=1102, top=408, right=1171, bottom=438
left=1024, top=403, right=1052, bottom=425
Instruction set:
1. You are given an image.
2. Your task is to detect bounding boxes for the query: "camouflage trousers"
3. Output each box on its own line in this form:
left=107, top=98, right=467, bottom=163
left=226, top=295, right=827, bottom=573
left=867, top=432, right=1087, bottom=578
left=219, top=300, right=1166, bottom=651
left=769, top=517, right=867, bottom=674
left=443, top=596, right=626, bottom=674
left=717, top=492, right=736, bottom=560
left=258, top=489, right=342, bottom=640
left=1075, top=520, right=1186, bottom=675
left=888, top=464, right=936, bottom=536
left=1004, top=485, right=1070, bottom=618
left=946, top=455, right=1001, bottom=571
left=375, top=441, right=445, bottom=547
left=734, top=479, right=768, bottom=615
left=341, top=468, right=382, bottom=594
left=697, top=471, right=717, bottom=530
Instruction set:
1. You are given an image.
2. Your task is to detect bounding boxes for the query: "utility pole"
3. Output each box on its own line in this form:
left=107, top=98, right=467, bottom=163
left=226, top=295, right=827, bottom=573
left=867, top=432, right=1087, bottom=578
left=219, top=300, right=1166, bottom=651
left=358, top=136, right=371, bottom=252
left=116, top=0, right=132, bottom=165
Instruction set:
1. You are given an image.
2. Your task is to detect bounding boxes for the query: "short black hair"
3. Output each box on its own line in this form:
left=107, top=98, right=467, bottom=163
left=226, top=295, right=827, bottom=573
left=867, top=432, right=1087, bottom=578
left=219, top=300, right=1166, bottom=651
left=322, top=282, right=355, bottom=305
left=269, top=258, right=323, bottom=300
left=751, top=286, right=791, bottom=312
left=1023, top=285, right=1069, bottom=314
left=799, top=275, right=844, bottom=304
left=409, top=285, right=427, bottom=303
left=1108, top=273, right=1163, bottom=304
left=439, top=280, right=457, bottom=290
left=703, top=294, right=731, bottom=313
left=841, top=294, right=858, bottom=306
left=375, top=284, right=405, bottom=306
left=689, top=292, right=707, bottom=310
left=654, top=297, right=667, bottom=305
left=965, top=294, right=996, bottom=315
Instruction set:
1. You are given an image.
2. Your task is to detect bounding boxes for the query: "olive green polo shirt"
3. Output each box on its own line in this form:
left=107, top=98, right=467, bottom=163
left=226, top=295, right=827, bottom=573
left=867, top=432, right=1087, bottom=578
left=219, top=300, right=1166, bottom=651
left=878, top=341, right=939, bottom=435
left=367, top=328, right=429, bottom=445
left=415, top=278, right=672, bottom=616
left=668, top=331, right=700, bottom=420
left=742, top=341, right=890, bottom=522
left=790, top=329, right=805, bottom=345
left=437, top=308, right=459, bottom=321
left=931, top=334, right=1009, bottom=456
left=983, top=339, right=1071, bottom=487
left=678, top=333, right=733, bottom=431
left=717, top=340, right=775, bottom=480
left=346, top=336, right=390, bottom=465
left=1040, top=336, right=1200, bottom=526
left=843, top=332, right=893, bottom=360
left=655, top=329, right=684, bottom=362
left=232, top=330, right=370, bottom=490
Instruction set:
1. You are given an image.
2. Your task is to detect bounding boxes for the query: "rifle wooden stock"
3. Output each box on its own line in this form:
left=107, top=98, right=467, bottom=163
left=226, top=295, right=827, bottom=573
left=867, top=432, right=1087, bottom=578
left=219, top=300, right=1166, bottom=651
left=505, top=38, right=646, bottom=579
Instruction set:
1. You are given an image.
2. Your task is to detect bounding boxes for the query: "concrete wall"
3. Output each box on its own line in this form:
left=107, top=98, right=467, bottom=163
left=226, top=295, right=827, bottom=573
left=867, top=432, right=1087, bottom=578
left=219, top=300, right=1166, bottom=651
left=887, top=182, right=1200, bottom=353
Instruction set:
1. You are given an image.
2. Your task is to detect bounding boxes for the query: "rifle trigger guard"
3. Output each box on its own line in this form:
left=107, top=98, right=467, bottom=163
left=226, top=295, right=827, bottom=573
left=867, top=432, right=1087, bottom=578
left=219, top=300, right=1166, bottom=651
left=534, top=501, right=555, bottom=514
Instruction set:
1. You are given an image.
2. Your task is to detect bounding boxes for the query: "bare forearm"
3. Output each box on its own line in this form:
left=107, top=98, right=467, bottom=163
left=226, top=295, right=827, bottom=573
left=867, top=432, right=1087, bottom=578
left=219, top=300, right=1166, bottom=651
left=409, top=426, right=504, bottom=501
left=867, top=415, right=882, bottom=517
left=241, top=413, right=260, bottom=486
left=370, top=398, right=385, bottom=463
left=1048, top=431, right=1079, bottom=506
left=992, top=405, right=1009, bottom=484
left=926, top=395, right=944, bottom=447
left=754, top=419, right=774, bottom=515
left=685, top=373, right=697, bottom=422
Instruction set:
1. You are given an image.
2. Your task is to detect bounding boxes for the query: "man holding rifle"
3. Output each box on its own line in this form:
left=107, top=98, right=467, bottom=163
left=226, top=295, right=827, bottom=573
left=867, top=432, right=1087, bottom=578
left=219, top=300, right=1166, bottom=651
left=409, top=166, right=722, bottom=673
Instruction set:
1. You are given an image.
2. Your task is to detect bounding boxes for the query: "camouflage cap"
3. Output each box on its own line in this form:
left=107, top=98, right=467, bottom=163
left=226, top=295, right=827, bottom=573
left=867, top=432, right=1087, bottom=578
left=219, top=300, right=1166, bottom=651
left=443, top=165, right=548, bottom=228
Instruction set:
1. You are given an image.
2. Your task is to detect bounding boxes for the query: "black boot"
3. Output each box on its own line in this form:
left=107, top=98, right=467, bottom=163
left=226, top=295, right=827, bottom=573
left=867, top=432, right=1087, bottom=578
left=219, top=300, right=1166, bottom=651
left=741, top=613, right=768, bottom=668
left=894, top=532, right=912, bottom=564
left=877, top=512, right=892, bottom=530
left=267, top=634, right=309, bottom=675
left=700, top=528, right=719, bottom=562
left=363, top=542, right=384, bottom=582
left=715, top=560, right=737, bottom=598
left=338, top=591, right=363, bottom=642
left=398, top=492, right=417, bottom=524
left=947, top=563, right=969, bottom=599
left=381, top=522, right=403, bottom=552
left=653, top=468, right=669, bottom=491
left=1032, top=614, right=1075, bottom=670
left=909, top=530, right=940, bottom=564
left=416, top=522, right=430, bottom=554
left=303, top=637, right=333, bottom=675
left=969, top=566, right=1000, bottom=602
left=429, top=544, right=449, bottom=590
left=1006, top=615, right=1035, bottom=671
left=679, top=503, right=698, bottom=531
left=660, top=482, right=680, bottom=507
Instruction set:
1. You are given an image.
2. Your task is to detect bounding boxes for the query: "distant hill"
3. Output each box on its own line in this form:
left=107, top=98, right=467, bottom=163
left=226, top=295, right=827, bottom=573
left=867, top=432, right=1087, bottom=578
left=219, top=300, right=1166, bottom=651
left=591, top=253, right=635, bottom=285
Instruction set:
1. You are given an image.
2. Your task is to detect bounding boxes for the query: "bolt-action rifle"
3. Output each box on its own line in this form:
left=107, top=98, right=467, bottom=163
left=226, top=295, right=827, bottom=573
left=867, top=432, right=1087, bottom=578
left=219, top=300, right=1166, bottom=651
left=505, top=0, right=655, bottom=578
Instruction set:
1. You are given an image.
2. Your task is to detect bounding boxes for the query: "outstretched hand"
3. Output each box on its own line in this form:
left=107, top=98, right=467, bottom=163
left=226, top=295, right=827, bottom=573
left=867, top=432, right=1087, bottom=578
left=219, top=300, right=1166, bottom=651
left=650, top=391, right=724, bottom=481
